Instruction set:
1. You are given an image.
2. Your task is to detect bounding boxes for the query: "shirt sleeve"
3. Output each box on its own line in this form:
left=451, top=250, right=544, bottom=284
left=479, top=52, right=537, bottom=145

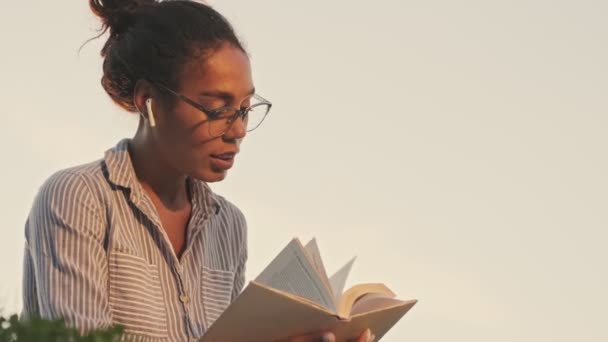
left=22, top=170, right=113, bottom=334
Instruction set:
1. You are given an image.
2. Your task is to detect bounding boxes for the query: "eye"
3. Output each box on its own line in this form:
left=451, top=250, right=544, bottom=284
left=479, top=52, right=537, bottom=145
left=203, top=100, right=228, bottom=111
left=209, top=107, right=237, bottom=119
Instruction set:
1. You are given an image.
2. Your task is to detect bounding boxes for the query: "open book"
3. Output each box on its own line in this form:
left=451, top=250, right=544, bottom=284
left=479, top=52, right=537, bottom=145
left=201, top=238, right=417, bottom=341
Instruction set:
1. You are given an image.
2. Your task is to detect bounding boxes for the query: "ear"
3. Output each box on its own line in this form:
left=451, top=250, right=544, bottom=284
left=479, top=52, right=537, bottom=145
left=133, top=79, right=155, bottom=119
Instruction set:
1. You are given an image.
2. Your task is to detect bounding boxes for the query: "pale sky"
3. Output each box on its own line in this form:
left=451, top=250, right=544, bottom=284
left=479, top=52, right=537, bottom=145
left=1, top=0, right=607, bottom=341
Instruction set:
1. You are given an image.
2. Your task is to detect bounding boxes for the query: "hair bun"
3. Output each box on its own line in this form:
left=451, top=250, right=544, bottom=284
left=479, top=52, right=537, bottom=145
left=89, top=0, right=156, bottom=37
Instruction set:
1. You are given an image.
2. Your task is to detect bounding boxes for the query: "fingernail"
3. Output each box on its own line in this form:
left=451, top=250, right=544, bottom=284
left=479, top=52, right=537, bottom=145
left=370, top=333, right=376, bottom=342
left=363, top=329, right=372, bottom=341
left=320, top=332, right=335, bottom=342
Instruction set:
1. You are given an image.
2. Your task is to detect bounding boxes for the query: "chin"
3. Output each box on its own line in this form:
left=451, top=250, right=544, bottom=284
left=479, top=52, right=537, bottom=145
left=206, top=174, right=227, bottom=183
left=196, top=169, right=228, bottom=183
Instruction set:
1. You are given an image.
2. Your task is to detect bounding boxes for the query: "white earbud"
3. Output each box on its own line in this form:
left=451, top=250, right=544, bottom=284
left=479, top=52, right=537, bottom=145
left=145, top=98, right=156, bottom=127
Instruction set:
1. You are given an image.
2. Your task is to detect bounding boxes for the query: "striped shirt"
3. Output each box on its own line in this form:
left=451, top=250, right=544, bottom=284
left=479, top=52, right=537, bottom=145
left=21, top=139, right=247, bottom=342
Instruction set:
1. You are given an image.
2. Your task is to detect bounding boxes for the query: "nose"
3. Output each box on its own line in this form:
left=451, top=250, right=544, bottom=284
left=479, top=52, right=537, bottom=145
left=223, top=114, right=247, bottom=140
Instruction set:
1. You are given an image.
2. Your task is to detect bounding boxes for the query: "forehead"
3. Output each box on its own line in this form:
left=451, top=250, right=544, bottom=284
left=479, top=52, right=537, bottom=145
left=178, top=43, right=253, bottom=96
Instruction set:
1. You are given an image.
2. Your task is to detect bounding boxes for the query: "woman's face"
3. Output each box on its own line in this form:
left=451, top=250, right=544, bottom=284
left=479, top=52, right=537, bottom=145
left=150, top=43, right=254, bottom=183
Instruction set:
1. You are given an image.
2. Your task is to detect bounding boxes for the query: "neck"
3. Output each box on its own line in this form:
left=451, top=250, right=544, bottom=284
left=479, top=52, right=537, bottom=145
left=129, top=132, right=189, bottom=210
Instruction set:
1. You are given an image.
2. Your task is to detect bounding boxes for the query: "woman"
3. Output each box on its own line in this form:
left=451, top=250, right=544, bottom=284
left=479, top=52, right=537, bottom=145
left=21, top=1, right=373, bottom=341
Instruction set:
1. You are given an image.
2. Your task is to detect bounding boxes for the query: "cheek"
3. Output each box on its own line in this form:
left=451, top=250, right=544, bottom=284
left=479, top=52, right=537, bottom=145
left=155, top=107, right=223, bottom=170
left=190, top=125, right=214, bottom=143
left=155, top=121, right=209, bottom=165
left=160, top=108, right=211, bottom=143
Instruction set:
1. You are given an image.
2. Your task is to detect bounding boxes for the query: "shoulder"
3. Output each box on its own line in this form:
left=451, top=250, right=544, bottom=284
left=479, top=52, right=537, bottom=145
left=26, top=160, right=109, bottom=242
left=35, top=160, right=105, bottom=205
left=30, top=160, right=106, bottom=225
left=40, top=160, right=103, bottom=191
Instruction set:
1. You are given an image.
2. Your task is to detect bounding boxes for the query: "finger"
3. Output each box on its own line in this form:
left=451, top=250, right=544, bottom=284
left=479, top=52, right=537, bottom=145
left=280, top=331, right=336, bottom=342
left=356, top=329, right=372, bottom=342
left=361, top=329, right=372, bottom=342
left=346, top=329, right=371, bottom=342
left=320, top=332, right=336, bottom=342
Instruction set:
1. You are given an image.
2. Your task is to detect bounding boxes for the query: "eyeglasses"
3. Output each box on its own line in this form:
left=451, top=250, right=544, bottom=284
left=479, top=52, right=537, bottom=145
left=153, top=82, right=273, bottom=138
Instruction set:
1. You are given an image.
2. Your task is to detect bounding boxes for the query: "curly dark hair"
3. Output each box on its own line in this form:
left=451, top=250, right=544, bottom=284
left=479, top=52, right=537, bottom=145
left=89, top=0, right=245, bottom=112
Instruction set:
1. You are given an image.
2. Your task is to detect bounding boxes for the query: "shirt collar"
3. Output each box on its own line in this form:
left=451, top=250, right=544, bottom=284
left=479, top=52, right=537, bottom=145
left=103, top=138, right=221, bottom=216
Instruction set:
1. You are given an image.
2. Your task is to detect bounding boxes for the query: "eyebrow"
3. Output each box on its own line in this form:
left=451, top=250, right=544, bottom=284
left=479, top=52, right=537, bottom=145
left=199, top=88, right=256, bottom=100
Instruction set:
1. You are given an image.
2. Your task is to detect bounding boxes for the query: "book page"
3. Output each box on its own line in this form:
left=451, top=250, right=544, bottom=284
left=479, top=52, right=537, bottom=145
left=329, top=257, right=356, bottom=302
left=304, top=238, right=334, bottom=301
left=349, top=293, right=406, bottom=316
left=337, top=283, right=395, bottom=317
left=255, top=238, right=337, bottom=312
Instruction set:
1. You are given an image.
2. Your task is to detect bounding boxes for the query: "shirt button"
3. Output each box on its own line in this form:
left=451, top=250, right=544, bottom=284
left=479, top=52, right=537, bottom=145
left=180, top=294, right=190, bottom=304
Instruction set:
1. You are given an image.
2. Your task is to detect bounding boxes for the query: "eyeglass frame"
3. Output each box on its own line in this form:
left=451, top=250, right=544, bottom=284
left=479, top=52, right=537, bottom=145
left=151, top=81, right=273, bottom=136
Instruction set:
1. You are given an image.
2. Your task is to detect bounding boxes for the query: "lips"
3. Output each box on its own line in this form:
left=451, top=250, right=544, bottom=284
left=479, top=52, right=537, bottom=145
left=211, top=152, right=236, bottom=160
left=210, top=152, right=237, bottom=170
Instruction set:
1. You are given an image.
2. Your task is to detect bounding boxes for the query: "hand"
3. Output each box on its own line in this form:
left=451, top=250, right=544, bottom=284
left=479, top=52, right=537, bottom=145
left=280, top=328, right=375, bottom=342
